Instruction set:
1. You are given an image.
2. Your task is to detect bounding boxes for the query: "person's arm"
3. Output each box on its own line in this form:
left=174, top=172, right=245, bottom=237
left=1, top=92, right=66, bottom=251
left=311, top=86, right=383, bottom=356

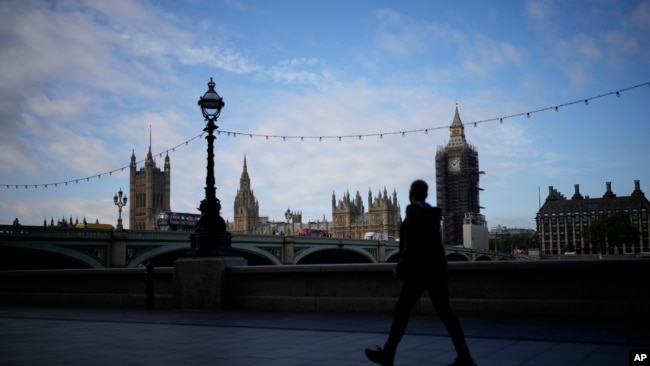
left=394, top=205, right=420, bottom=277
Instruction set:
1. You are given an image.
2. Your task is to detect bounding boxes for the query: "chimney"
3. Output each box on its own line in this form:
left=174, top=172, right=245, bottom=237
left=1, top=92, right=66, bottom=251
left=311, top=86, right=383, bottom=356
left=572, top=184, right=583, bottom=200
left=632, top=179, right=645, bottom=197
left=546, top=186, right=557, bottom=201
left=603, top=181, right=616, bottom=198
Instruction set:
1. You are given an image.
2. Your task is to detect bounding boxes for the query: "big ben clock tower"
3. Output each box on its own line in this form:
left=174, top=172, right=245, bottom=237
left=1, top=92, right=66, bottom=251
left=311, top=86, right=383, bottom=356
left=435, top=105, right=483, bottom=247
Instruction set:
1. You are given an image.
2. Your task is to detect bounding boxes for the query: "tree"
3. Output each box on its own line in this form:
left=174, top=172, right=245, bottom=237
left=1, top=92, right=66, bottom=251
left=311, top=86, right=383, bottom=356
left=489, top=233, right=532, bottom=253
left=608, top=212, right=640, bottom=252
left=565, top=241, right=575, bottom=253
left=582, top=212, right=639, bottom=255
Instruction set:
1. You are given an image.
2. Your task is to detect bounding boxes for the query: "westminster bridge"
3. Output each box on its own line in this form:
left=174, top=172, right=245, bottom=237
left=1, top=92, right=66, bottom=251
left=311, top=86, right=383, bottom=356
left=0, top=225, right=509, bottom=269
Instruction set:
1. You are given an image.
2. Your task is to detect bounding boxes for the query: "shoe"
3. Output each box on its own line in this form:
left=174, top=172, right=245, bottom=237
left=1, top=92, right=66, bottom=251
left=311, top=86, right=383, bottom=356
left=449, top=357, right=476, bottom=366
left=364, top=346, right=394, bottom=366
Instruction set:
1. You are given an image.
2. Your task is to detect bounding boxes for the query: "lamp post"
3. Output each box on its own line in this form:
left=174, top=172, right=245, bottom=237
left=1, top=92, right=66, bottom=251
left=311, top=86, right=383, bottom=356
left=113, top=188, right=127, bottom=230
left=188, top=77, right=233, bottom=256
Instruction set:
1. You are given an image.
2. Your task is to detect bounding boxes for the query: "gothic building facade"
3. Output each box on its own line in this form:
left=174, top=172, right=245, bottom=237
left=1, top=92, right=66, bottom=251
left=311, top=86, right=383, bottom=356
left=331, top=188, right=401, bottom=239
left=535, top=180, right=650, bottom=255
left=232, top=156, right=260, bottom=234
left=231, top=156, right=303, bottom=234
left=129, top=139, right=170, bottom=230
left=435, top=106, right=484, bottom=246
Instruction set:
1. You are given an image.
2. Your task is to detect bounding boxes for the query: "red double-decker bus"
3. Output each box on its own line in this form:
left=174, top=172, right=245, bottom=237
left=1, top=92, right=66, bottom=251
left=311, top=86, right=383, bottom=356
left=297, top=228, right=329, bottom=237
left=155, top=211, right=200, bottom=231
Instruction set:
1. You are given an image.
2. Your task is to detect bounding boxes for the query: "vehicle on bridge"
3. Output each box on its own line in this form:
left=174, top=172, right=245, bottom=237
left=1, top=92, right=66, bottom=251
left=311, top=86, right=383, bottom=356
left=74, top=223, right=114, bottom=230
left=155, top=211, right=201, bottom=231
left=363, top=232, right=396, bottom=241
left=297, top=228, right=329, bottom=237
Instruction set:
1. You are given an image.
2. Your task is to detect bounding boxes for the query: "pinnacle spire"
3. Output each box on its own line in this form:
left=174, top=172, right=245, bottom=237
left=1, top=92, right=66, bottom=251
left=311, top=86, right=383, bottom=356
left=239, top=155, right=250, bottom=190
left=146, top=125, right=153, bottom=161
left=446, top=104, right=468, bottom=148
left=451, top=103, right=463, bottom=128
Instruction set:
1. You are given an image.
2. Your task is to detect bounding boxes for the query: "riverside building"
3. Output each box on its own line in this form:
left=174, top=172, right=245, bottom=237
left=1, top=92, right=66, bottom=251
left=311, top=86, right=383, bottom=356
left=535, top=180, right=650, bottom=255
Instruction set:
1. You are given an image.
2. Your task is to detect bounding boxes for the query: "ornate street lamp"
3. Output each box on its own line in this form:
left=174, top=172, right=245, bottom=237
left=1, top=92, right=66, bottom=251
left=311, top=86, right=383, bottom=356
left=188, top=77, right=234, bottom=256
left=113, top=188, right=127, bottom=230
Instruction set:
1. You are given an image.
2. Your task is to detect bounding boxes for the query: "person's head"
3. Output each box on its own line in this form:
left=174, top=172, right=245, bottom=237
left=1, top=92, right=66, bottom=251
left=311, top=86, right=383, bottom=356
left=409, top=179, right=428, bottom=203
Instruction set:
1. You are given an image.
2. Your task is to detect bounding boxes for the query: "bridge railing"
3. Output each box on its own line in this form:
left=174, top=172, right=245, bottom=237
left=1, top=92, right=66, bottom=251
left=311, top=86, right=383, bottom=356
left=0, top=225, right=113, bottom=237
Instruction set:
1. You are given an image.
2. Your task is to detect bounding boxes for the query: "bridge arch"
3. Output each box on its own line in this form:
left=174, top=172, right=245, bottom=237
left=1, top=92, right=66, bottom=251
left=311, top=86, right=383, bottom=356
left=295, top=247, right=375, bottom=264
left=232, top=247, right=281, bottom=266
left=475, top=255, right=492, bottom=261
left=385, top=249, right=400, bottom=263
left=446, top=252, right=470, bottom=262
left=0, top=243, right=103, bottom=269
left=127, top=243, right=188, bottom=268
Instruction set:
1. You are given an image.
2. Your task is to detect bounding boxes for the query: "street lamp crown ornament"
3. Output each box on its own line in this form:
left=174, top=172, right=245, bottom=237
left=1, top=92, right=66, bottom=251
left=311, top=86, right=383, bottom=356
left=198, top=77, right=225, bottom=121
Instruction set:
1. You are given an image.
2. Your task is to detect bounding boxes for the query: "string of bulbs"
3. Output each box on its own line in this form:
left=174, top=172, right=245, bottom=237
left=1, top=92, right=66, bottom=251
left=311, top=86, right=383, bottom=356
left=3, top=81, right=649, bottom=189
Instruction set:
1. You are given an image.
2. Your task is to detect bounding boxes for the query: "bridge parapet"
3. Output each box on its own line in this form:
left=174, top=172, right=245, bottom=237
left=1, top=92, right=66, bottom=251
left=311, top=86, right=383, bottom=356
left=1, top=226, right=509, bottom=268
left=0, top=225, right=113, bottom=238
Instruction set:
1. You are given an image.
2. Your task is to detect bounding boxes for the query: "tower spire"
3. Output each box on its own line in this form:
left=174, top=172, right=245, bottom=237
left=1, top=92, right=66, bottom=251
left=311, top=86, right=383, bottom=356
left=446, top=104, right=467, bottom=148
left=239, top=155, right=251, bottom=190
left=146, top=125, right=153, bottom=162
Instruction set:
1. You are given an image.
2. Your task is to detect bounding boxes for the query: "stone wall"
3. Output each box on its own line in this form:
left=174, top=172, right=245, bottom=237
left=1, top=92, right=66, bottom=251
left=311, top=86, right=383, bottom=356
left=225, top=260, right=649, bottom=319
left=0, top=267, right=174, bottom=308
left=1, top=260, right=648, bottom=320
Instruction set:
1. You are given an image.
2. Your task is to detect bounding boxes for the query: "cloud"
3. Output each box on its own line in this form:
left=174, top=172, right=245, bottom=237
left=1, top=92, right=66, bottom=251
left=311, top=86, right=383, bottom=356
left=372, top=8, right=525, bottom=82
left=266, top=57, right=328, bottom=84
left=373, top=8, right=462, bottom=58
left=525, top=0, right=556, bottom=21
left=632, top=2, right=650, bottom=29
left=458, top=35, right=527, bottom=79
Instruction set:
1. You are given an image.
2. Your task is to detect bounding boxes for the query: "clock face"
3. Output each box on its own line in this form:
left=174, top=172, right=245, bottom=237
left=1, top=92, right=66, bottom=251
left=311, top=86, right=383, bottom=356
left=448, top=157, right=461, bottom=172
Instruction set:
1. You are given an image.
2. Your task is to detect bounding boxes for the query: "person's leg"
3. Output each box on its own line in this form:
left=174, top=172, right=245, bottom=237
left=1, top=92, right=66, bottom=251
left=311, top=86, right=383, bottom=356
left=383, top=279, right=425, bottom=353
left=428, top=276, right=473, bottom=362
left=367, top=279, right=425, bottom=365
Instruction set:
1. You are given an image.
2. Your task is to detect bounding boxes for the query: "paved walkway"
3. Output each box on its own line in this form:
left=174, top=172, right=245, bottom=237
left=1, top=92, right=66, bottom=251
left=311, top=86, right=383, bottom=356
left=1, top=307, right=648, bottom=366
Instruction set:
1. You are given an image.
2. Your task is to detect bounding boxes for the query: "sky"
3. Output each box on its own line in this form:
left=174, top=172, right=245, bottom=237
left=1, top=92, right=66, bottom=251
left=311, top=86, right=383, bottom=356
left=1, top=0, right=649, bottom=230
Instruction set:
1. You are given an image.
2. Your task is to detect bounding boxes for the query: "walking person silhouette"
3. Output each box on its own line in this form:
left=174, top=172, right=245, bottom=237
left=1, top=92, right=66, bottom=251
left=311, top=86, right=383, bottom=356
left=365, top=179, right=476, bottom=366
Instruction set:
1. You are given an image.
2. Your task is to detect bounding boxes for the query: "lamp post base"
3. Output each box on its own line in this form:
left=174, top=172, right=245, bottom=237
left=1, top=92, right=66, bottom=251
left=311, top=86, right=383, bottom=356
left=188, top=231, right=235, bottom=257
left=174, top=256, right=247, bottom=309
left=186, top=197, right=236, bottom=257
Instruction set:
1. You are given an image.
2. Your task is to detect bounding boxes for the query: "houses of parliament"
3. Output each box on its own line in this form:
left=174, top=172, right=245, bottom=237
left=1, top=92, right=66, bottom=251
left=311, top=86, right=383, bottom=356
left=230, top=156, right=402, bottom=239
left=127, top=106, right=485, bottom=245
left=128, top=144, right=401, bottom=236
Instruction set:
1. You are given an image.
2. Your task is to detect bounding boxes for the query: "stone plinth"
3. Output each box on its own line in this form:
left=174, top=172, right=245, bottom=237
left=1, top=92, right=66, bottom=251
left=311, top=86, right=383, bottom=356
left=174, top=256, right=247, bottom=310
left=110, top=229, right=127, bottom=268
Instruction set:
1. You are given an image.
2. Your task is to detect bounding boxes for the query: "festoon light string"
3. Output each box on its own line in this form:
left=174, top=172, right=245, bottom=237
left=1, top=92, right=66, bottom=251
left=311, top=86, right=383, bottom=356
left=3, top=81, right=649, bottom=189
